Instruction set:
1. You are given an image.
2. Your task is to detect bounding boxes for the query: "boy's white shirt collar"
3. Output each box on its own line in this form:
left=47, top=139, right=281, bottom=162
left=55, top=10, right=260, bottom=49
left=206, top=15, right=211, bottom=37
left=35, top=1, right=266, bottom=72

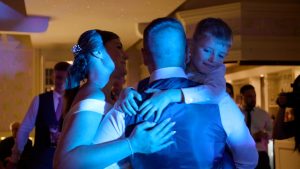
left=149, top=67, right=187, bottom=83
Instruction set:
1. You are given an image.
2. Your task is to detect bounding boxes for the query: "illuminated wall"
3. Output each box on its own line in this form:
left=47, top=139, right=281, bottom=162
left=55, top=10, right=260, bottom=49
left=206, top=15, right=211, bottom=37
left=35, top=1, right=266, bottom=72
left=0, top=35, right=36, bottom=135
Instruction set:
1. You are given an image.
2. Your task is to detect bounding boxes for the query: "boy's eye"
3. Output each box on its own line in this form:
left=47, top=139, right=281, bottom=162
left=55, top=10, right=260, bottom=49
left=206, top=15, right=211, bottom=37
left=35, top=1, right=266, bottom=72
left=203, top=48, right=212, bottom=53
left=218, top=55, right=225, bottom=59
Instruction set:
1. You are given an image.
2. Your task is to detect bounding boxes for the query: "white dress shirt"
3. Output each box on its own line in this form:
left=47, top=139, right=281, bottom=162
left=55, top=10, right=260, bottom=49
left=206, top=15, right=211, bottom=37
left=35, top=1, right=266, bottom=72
left=14, top=91, right=62, bottom=154
left=182, top=64, right=226, bottom=104
left=240, top=107, right=273, bottom=152
left=149, top=67, right=187, bottom=83
left=95, top=67, right=258, bottom=169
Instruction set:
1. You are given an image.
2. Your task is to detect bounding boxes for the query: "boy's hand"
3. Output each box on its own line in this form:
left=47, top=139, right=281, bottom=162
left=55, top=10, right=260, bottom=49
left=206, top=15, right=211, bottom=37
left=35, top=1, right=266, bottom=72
left=139, top=89, right=181, bottom=122
left=115, top=87, right=142, bottom=116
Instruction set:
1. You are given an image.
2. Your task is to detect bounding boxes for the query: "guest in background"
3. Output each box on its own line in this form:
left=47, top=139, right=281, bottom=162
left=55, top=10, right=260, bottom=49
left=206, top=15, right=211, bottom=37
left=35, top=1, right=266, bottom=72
left=240, top=84, right=273, bottom=169
left=226, top=82, right=234, bottom=98
left=0, top=122, right=32, bottom=169
left=273, top=75, right=300, bottom=152
left=10, top=62, right=70, bottom=169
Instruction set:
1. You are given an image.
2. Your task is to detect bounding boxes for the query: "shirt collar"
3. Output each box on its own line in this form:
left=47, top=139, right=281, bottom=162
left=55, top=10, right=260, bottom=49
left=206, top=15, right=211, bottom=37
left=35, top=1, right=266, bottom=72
left=53, top=90, right=62, bottom=98
left=149, top=67, right=187, bottom=83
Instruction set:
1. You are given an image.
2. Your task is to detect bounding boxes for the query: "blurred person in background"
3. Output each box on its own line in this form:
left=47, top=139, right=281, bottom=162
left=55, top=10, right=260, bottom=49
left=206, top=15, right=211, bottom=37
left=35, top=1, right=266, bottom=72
left=273, top=75, right=300, bottom=152
left=226, top=82, right=234, bottom=98
left=240, top=84, right=273, bottom=169
left=0, top=122, right=32, bottom=169
left=10, top=62, right=70, bottom=169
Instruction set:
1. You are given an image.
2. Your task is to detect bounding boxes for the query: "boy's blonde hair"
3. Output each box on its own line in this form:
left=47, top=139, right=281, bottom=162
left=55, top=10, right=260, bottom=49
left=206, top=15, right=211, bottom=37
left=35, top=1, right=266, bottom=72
left=193, top=17, right=233, bottom=47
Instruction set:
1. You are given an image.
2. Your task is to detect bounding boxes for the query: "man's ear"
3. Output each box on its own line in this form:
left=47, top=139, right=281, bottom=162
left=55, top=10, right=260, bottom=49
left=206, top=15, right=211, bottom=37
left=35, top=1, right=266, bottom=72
left=141, top=48, right=149, bottom=66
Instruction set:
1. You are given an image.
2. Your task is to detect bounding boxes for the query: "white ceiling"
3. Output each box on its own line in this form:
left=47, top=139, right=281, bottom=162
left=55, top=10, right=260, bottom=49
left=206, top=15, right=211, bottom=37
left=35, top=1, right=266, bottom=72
left=22, top=0, right=186, bottom=49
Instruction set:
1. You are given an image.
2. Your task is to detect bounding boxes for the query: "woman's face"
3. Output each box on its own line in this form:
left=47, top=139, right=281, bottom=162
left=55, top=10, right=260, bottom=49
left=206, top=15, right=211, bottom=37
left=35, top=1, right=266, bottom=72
left=191, top=35, right=230, bottom=74
left=104, top=38, right=128, bottom=85
left=91, top=46, right=115, bottom=88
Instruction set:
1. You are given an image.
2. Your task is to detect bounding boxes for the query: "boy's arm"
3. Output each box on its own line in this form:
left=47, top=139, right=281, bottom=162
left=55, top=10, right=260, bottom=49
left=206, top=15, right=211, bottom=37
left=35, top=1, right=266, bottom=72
left=140, top=65, right=226, bottom=121
left=182, top=64, right=226, bottom=104
left=219, top=96, right=258, bottom=168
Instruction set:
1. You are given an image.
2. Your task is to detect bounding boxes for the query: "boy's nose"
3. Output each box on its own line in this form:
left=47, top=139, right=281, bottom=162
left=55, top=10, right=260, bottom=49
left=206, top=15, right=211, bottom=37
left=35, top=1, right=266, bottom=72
left=208, top=54, right=215, bottom=62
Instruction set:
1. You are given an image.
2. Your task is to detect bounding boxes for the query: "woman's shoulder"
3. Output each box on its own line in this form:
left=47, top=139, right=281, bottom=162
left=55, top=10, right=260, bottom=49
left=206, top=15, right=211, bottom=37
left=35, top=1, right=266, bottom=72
left=69, top=98, right=111, bottom=115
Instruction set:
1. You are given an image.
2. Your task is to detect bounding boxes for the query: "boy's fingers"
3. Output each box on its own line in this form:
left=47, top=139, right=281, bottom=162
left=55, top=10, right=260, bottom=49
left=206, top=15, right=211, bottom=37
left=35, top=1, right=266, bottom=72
left=144, top=108, right=156, bottom=120
left=133, top=92, right=142, bottom=101
left=139, top=100, right=150, bottom=111
left=140, top=104, right=152, bottom=117
left=128, top=97, right=138, bottom=112
left=121, top=103, right=131, bottom=116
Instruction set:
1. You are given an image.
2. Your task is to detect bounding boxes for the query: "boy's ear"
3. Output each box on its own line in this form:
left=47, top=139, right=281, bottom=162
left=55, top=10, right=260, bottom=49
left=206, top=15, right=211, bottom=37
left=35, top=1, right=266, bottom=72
left=185, top=39, right=193, bottom=65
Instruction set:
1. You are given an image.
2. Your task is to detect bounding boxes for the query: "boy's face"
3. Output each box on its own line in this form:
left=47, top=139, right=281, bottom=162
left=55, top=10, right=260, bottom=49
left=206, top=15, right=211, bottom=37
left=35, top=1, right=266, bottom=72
left=191, top=35, right=230, bottom=74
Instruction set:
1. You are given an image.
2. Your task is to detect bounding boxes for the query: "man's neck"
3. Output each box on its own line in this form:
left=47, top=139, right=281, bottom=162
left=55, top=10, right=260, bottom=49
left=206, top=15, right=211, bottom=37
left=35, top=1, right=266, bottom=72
left=243, top=105, right=254, bottom=112
left=54, top=89, right=64, bottom=96
left=149, top=67, right=187, bottom=83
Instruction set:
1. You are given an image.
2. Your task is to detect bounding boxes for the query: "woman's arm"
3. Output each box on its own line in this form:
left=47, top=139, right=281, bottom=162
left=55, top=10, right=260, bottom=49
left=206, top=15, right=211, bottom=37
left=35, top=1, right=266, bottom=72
left=54, top=110, right=175, bottom=169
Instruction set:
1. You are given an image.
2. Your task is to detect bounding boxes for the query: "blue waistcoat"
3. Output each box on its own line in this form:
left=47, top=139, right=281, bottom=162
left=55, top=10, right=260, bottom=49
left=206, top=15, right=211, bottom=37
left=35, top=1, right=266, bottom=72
left=125, top=78, right=227, bottom=169
left=33, top=91, right=61, bottom=169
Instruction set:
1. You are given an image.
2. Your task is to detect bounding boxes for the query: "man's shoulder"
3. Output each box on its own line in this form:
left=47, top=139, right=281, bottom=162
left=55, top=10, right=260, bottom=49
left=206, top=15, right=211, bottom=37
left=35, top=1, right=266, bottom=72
left=254, top=107, right=268, bottom=114
left=254, top=107, right=271, bottom=119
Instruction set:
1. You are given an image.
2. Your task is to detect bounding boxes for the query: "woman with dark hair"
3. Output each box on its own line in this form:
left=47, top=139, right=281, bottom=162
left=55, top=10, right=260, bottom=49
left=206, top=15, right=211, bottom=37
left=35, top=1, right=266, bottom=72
left=99, top=30, right=128, bottom=104
left=54, top=29, right=175, bottom=169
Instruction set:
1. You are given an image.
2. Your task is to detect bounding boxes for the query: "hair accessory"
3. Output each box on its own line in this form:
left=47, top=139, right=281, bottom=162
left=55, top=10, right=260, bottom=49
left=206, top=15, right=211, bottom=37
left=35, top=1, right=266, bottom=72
left=72, top=44, right=82, bottom=54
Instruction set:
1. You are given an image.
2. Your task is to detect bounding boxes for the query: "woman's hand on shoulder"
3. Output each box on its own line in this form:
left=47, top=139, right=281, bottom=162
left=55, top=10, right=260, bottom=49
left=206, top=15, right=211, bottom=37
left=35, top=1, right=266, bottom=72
left=114, top=87, right=142, bottom=116
left=128, top=118, right=176, bottom=154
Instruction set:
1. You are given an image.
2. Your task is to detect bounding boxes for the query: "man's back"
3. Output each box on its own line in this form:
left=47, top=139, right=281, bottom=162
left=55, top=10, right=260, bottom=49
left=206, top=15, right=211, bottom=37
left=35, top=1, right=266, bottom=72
left=125, top=103, right=226, bottom=169
left=124, top=78, right=227, bottom=168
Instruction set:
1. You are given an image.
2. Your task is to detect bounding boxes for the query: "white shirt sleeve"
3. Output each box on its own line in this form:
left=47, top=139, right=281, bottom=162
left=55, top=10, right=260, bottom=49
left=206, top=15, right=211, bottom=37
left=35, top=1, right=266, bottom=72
left=264, top=110, right=273, bottom=139
left=182, top=65, right=226, bottom=104
left=93, top=108, right=126, bottom=144
left=219, top=95, right=258, bottom=169
left=12, top=95, right=39, bottom=160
